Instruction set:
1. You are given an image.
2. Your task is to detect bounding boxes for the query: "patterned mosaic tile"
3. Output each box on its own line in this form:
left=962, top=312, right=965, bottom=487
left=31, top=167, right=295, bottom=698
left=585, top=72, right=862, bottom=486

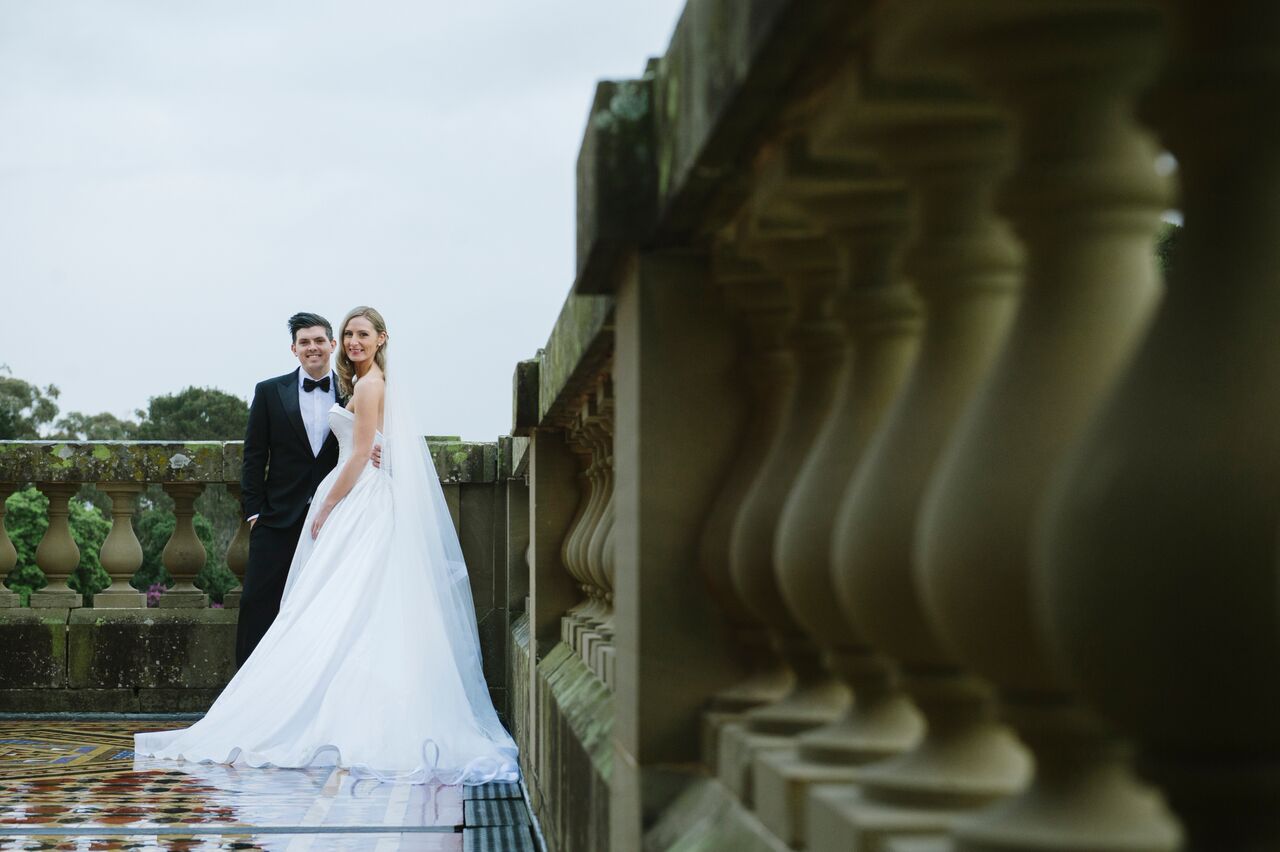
left=0, top=832, right=463, bottom=851
left=0, top=719, right=531, bottom=850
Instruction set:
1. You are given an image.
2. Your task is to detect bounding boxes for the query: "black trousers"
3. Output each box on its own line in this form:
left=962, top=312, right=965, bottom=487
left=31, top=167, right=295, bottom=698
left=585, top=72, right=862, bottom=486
left=235, top=516, right=306, bottom=667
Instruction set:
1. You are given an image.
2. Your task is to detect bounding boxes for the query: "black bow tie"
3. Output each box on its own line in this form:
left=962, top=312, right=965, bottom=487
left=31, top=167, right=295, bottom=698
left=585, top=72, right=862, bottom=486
left=303, top=376, right=331, bottom=393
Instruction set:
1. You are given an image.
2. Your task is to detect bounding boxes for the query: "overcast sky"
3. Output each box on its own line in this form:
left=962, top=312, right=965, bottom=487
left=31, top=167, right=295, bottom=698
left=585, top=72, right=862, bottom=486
left=0, top=1, right=685, bottom=440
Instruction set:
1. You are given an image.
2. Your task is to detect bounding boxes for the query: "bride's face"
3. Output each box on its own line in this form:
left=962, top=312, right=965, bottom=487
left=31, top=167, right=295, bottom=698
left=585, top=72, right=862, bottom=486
left=343, top=316, right=385, bottom=365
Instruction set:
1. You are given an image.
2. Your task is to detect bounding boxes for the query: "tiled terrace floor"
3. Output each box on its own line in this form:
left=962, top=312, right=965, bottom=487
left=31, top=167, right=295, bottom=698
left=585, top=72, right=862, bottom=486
left=0, top=719, right=538, bottom=851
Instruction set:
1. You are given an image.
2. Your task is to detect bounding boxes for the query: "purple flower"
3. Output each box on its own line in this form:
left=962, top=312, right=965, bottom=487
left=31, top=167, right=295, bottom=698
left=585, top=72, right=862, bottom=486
left=146, top=583, right=166, bottom=608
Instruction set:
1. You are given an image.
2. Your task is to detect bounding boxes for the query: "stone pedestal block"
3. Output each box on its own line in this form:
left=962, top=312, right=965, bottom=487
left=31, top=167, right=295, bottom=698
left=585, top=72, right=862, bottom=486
left=156, top=591, right=208, bottom=609
left=702, top=709, right=742, bottom=768
left=93, top=589, right=146, bottom=608
left=645, top=777, right=796, bottom=852
left=753, top=747, right=863, bottom=849
left=717, top=721, right=795, bottom=805
left=807, top=784, right=968, bottom=852
left=29, top=589, right=81, bottom=609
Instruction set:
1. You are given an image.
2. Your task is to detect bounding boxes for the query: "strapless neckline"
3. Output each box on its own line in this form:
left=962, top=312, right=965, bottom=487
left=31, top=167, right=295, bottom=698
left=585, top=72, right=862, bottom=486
left=329, top=402, right=384, bottom=436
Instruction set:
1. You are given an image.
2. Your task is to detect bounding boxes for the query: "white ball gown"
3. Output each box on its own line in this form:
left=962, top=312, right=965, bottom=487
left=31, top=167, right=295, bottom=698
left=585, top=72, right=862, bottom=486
left=134, top=395, right=519, bottom=785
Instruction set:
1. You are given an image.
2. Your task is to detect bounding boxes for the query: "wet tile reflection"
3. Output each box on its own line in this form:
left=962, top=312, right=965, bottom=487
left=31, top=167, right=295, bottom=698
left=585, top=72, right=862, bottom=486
left=0, top=721, right=481, bottom=849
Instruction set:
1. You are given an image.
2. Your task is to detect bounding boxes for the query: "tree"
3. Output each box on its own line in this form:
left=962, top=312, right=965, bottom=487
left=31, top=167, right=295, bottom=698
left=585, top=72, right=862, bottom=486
left=0, top=366, right=59, bottom=439
left=135, top=387, right=248, bottom=441
left=54, top=411, right=138, bottom=441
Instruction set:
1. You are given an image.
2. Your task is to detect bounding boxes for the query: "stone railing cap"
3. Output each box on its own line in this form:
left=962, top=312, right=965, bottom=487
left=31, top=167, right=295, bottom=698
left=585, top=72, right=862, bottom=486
left=0, top=439, right=500, bottom=485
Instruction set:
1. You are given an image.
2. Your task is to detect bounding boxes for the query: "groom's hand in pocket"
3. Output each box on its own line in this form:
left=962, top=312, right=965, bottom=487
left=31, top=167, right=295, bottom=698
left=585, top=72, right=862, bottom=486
left=371, top=443, right=382, bottom=469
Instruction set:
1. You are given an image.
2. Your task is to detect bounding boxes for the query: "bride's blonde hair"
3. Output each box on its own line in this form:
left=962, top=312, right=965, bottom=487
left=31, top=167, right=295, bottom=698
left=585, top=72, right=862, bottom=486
left=335, top=306, right=389, bottom=397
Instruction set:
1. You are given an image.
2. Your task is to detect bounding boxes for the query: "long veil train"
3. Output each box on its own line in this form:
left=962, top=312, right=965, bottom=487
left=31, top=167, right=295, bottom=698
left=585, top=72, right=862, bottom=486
left=373, top=374, right=516, bottom=775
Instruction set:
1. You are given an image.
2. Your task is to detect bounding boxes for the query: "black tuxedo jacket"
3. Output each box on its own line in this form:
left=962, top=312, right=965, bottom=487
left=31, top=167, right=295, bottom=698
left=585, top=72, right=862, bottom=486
left=240, top=368, right=345, bottom=528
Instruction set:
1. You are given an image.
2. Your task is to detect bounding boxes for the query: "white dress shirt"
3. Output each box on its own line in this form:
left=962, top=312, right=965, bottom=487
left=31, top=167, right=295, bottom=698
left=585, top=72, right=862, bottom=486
left=299, top=370, right=337, bottom=457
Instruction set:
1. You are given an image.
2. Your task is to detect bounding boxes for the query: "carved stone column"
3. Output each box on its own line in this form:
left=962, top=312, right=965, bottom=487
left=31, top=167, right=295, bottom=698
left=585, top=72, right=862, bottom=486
left=875, top=4, right=1182, bottom=849
left=583, top=381, right=615, bottom=680
left=158, top=483, right=208, bottom=608
left=826, top=92, right=1030, bottom=831
left=732, top=226, right=852, bottom=736
left=717, top=262, right=805, bottom=801
left=561, top=421, right=598, bottom=645
left=756, top=175, right=928, bottom=847
left=787, top=184, right=925, bottom=766
left=223, top=484, right=249, bottom=609
left=573, top=400, right=612, bottom=650
left=0, top=486, right=20, bottom=607
left=700, top=260, right=796, bottom=715
left=583, top=415, right=613, bottom=615
left=1039, top=2, right=1280, bottom=848
left=599, top=495, right=617, bottom=688
left=29, top=484, right=82, bottom=608
left=94, top=484, right=146, bottom=608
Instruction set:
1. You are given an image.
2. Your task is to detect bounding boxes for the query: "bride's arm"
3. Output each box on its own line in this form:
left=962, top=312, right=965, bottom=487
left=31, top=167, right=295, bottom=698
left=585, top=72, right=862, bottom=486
left=310, top=376, right=384, bottom=538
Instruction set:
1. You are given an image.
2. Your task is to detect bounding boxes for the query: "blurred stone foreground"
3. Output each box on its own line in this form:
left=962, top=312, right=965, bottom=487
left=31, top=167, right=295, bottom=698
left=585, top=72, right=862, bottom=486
left=2, top=2, right=1275, bottom=851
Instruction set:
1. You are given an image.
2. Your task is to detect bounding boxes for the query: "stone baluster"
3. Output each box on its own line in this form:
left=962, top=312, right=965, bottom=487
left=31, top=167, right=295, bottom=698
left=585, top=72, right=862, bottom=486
left=29, top=484, right=82, bottom=609
left=94, top=484, right=146, bottom=608
left=870, top=4, right=1182, bottom=849
left=755, top=167, right=930, bottom=846
left=821, top=92, right=1030, bottom=837
left=560, top=420, right=596, bottom=643
left=581, top=414, right=613, bottom=620
left=570, top=402, right=610, bottom=649
left=584, top=378, right=615, bottom=677
left=223, top=484, right=249, bottom=609
left=0, top=486, right=20, bottom=607
left=158, top=483, right=208, bottom=608
left=732, top=225, right=852, bottom=737
left=700, top=258, right=796, bottom=715
left=715, top=261, right=806, bottom=802
left=794, top=186, right=924, bottom=767
left=598, top=464, right=617, bottom=688
left=580, top=416, right=615, bottom=671
left=1038, top=2, right=1280, bottom=848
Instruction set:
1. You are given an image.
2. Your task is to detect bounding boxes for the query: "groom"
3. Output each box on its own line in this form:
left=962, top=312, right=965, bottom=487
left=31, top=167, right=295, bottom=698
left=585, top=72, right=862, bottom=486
left=236, top=312, right=365, bottom=666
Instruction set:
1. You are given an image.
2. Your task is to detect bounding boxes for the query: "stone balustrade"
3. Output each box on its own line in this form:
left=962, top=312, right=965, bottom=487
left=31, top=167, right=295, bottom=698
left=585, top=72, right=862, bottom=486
left=506, top=2, right=1276, bottom=851
left=0, top=437, right=521, bottom=716
left=0, top=441, right=243, bottom=610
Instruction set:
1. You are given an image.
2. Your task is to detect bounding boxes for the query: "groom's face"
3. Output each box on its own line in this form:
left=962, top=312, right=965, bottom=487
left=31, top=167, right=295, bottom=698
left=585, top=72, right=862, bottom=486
left=291, top=326, right=336, bottom=375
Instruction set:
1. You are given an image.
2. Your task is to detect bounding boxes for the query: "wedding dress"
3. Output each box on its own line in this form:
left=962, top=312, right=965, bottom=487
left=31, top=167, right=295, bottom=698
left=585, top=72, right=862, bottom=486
left=134, top=382, right=519, bottom=785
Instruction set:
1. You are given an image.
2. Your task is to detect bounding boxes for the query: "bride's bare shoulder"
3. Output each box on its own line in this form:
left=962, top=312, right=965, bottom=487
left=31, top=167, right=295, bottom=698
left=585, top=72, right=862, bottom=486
left=352, top=372, right=386, bottom=397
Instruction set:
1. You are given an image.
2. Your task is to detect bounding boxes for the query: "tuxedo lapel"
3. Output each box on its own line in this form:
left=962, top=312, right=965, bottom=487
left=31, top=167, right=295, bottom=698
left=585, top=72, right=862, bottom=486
left=276, top=370, right=311, bottom=452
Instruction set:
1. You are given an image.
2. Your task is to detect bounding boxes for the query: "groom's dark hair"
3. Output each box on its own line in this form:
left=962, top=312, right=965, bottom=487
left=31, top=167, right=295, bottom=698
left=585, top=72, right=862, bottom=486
left=288, top=312, right=334, bottom=342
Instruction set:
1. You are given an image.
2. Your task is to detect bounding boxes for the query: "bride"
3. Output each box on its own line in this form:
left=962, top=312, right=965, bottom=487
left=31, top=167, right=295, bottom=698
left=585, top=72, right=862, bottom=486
left=134, top=306, right=519, bottom=785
